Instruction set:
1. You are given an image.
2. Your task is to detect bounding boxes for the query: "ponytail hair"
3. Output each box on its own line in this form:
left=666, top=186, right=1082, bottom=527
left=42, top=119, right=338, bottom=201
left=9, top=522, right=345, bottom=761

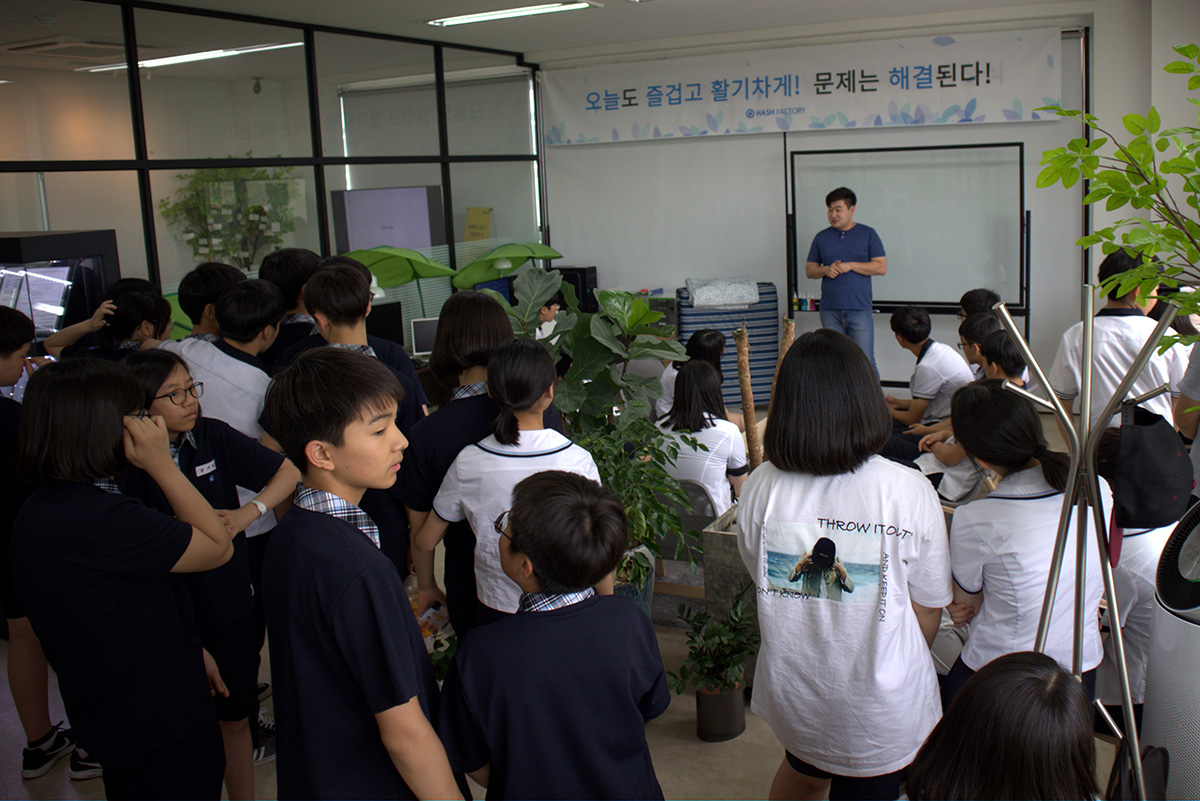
left=487, top=338, right=556, bottom=446
left=951, top=379, right=1070, bottom=492
left=99, top=292, right=172, bottom=350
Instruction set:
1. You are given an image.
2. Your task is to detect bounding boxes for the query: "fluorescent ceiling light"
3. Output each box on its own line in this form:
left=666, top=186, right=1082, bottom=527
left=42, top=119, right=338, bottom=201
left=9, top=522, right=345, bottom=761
left=0, top=80, right=10, bottom=84
left=428, top=2, right=591, bottom=27
left=77, top=42, right=302, bottom=73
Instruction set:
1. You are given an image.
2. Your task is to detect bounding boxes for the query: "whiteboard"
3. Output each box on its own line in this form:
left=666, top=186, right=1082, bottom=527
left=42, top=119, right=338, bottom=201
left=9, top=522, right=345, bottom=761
left=791, top=143, right=1024, bottom=307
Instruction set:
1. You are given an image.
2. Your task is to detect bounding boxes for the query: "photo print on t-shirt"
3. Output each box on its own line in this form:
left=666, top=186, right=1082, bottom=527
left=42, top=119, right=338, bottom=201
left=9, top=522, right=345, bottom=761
left=763, top=520, right=881, bottom=605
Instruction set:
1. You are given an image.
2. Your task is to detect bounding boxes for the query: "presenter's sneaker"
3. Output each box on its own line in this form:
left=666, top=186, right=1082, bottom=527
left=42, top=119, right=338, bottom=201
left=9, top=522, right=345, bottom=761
left=257, top=681, right=271, bottom=702
left=68, top=749, right=102, bottom=781
left=20, top=723, right=76, bottom=779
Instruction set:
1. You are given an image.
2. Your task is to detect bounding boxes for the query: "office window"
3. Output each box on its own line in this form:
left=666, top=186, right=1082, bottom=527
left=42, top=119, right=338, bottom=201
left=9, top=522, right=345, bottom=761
left=317, top=33, right=439, bottom=158
left=443, top=49, right=535, bottom=156
left=450, top=161, right=541, bottom=267
left=0, top=0, right=135, bottom=161
left=134, top=9, right=309, bottom=160
left=151, top=166, right=320, bottom=287
left=0, top=171, right=147, bottom=279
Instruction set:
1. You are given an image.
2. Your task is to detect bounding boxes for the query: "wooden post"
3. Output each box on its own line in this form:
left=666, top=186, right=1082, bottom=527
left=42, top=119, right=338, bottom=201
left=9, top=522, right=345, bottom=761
left=768, top=317, right=795, bottom=418
left=734, top=322, right=762, bottom=469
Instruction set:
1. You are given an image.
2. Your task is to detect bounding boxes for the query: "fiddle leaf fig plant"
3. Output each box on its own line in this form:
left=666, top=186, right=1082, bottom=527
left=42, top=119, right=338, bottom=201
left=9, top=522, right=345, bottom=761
left=1035, top=44, right=1200, bottom=319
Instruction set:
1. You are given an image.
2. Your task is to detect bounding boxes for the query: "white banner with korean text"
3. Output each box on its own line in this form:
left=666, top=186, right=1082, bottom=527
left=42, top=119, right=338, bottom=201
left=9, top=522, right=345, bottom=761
left=541, top=28, right=1061, bottom=146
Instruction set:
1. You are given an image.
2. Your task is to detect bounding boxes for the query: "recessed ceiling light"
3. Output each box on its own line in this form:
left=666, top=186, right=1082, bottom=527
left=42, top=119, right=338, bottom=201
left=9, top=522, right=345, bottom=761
left=76, top=42, right=302, bottom=73
left=427, top=2, right=591, bottom=27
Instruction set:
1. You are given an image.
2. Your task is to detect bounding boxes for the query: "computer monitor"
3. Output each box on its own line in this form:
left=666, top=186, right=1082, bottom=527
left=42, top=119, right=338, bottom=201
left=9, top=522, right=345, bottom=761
left=410, top=317, right=439, bottom=357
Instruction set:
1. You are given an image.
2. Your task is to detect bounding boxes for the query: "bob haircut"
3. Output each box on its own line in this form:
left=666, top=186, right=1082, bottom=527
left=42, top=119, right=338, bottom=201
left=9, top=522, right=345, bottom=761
left=303, top=264, right=371, bottom=327
left=266, top=347, right=403, bottom=476
left=764, top=329, right=890, bottom=475
left=101, top=277, right=158, bottom=303
left=889, top=305, right=931, bottom=344
left=258, top=248, right=321, bottom=309
left=18, top=358, right=144, bottom=484
left=487, top=338, right=556, bottom=446
left=906, top=651, right=1097, bottom=800
left=959, top=288, right=1001, bottom=317
left=1098, top=249, right=1143, bottom=301
left=674, top=329, right=726, bottom=376
left=121, top=348, right=190, bottom=408
left=508, top=471, right=627, bottom=594
left=825, top=186, right=856, bottom=207
left=952, top=379, right=1069, bottom=492
left=98, top=292, right=173, bottom=349
left=428, top=291, right=513, bottom=388
left=663, top=360, right=724, bottom=432
left=0, top=306, right=35, bottom=356
left=177, top=262, right=245, bottom=325
left=216, top=280, right=286, bottom=343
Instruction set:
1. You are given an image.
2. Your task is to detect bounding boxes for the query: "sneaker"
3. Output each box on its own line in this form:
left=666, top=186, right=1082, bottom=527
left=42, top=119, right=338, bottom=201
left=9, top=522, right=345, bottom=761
left=20, top=723, right=75, bottom=779
left=257, top=681, right=271, bottom=702
left=68, top=748, right=102, bottom=781
left=252, top=733, right=276, bottom=767
left=257, top=707, right=275, bottom=736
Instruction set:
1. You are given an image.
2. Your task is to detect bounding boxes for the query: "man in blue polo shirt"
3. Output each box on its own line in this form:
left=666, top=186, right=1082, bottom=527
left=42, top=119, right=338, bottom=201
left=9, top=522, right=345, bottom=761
left=804, top=186, right=887, bottom=372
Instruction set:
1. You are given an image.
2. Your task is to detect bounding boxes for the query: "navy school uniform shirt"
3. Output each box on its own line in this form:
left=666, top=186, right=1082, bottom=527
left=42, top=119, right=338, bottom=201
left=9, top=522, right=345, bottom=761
left=10, top=482, right=214, bottom=769
left=260, top=317, right=318, bottom=374
left=438, top=594, right=670, bottom=800
left=262, top=505, right=438, bottom=800
left=0, top=397, right=27, bottom=618
left=396, top=391, right=563, bottom=636
left=117, top=415, right=285, bottom=636
left=273, top=333, right=429, bottom=408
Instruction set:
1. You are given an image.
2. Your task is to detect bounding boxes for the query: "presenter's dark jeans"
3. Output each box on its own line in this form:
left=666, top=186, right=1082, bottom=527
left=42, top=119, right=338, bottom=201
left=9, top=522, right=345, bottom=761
left=820, top=308, right=876, bottom=375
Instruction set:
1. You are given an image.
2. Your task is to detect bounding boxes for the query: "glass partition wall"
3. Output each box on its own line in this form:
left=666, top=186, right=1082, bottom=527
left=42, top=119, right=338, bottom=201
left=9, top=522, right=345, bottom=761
left=0, top=0, right=542, bottom=288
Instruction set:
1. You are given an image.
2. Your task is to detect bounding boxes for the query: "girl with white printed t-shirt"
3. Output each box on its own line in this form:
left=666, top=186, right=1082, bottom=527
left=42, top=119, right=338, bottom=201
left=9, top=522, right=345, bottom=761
left=943, top=379, right=1105, bottom=707
left=658, top=361, right=748, bottom=516
left=737, top=331, right=951, bottom=801
left=414, top=339, right=599, bottom=620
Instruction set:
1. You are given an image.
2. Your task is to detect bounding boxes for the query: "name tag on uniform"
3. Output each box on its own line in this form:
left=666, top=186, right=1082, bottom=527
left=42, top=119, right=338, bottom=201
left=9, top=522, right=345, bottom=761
left=195, top=460, right=217, bottom=478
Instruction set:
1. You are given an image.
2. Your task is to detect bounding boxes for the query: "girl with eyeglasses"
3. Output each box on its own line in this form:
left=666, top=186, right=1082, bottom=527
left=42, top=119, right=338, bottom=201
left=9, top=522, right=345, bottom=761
left=119, top=349, right=300, bottom=801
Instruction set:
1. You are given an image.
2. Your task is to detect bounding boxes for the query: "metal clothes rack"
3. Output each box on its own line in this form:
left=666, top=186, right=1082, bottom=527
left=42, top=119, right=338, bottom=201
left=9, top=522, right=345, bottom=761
left=995, top=291, right=1179, bottom=801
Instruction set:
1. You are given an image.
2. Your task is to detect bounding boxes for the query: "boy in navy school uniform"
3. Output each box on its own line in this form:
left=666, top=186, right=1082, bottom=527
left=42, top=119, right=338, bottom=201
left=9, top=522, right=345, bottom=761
left=438, top=470, right=670, bottom=801
left=257, top=248, right=321, bottom=373
left=261, top=348, right=461, bottom=801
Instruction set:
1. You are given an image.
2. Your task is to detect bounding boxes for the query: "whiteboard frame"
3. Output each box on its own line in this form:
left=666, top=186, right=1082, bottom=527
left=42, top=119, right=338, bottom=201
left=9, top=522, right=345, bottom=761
left=787, top=141, right=1028, bottom=325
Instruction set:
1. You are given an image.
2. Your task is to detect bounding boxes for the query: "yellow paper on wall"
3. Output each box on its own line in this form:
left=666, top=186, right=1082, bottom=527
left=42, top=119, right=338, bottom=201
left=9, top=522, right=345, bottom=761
left=464, top=207, right=492, bottom=241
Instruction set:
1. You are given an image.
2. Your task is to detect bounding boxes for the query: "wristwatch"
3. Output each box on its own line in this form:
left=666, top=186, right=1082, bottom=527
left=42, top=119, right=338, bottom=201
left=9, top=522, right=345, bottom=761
left=249, top=499, right=268, bottom=519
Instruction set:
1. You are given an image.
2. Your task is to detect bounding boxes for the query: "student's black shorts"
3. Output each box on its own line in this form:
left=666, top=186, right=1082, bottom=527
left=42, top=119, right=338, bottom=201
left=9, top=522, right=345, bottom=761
left=204, top=613, right=258, bottom=722
left=103, top=720, right=224, bottom=800
left=784, top=751, right=906, bottom=801
left=0, top=530, right=23, bottom=619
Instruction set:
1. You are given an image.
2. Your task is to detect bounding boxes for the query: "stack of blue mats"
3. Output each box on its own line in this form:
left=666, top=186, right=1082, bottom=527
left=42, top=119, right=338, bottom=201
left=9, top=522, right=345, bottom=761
left=675, top=282, right=780, bottom=409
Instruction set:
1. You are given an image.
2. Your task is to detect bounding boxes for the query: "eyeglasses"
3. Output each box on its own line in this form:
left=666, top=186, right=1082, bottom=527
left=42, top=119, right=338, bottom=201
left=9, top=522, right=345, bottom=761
left=493, top=510, right=512, bottom=541
left=154, top=382, right=204, bottom=405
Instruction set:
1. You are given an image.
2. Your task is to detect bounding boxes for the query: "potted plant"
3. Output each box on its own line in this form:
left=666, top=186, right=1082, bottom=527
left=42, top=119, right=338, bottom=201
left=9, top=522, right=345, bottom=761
left=158, top=153, right=297, bottom=271
left=667, top=584, right=760, bottom=742
left=485, top=266, right=700, bottom=613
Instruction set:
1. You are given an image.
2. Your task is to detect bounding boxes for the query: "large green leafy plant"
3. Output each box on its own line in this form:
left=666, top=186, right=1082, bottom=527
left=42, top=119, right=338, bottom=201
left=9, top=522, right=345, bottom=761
left=158, top=154, right=297, bottom=271
left=667, top=584, right=760, bottom=694
left=487, top=267, right=697, bottom=590
left=1036, top=44, right=1200, bottom=313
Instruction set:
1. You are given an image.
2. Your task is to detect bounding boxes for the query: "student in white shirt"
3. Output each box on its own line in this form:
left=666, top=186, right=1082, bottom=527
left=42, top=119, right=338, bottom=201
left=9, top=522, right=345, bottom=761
left=1048, top=249, right=1186, bottom=429
left=413, top=338, right=600, bottom=624
left=658, top=360, right=748, bottom=515
left=957, top=312, right=1001, bottom=381
left=737, top=330, right=950, bottom=801
left=656, top=329, right=743, bottom=431
left=944, top=379, right=1106, bottom=708
left=882, top=306, right=973, bottom=463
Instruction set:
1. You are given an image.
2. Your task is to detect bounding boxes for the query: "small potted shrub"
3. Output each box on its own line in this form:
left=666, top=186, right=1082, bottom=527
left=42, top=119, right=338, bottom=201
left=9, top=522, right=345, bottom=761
left=667, top=584, right=760, bottom=742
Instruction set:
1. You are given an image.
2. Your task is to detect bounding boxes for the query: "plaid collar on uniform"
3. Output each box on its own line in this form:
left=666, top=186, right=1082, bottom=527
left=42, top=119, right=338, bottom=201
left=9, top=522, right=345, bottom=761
left=168, top=430, right=198, bottom=469
left=115, top=340, right=142, bottom=352
left=451, top=381, right=488, bottom=402
left=186, top=332, right=220, bottom=343
left=518, top=587, right=595, bottom=613
left=329, top=342, right=377, bottom=359
left=281, top=312, right=316, bottom=326
left=93, top=477, right=121, bottom=495
left=293, top=485, right=380, bottom=548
